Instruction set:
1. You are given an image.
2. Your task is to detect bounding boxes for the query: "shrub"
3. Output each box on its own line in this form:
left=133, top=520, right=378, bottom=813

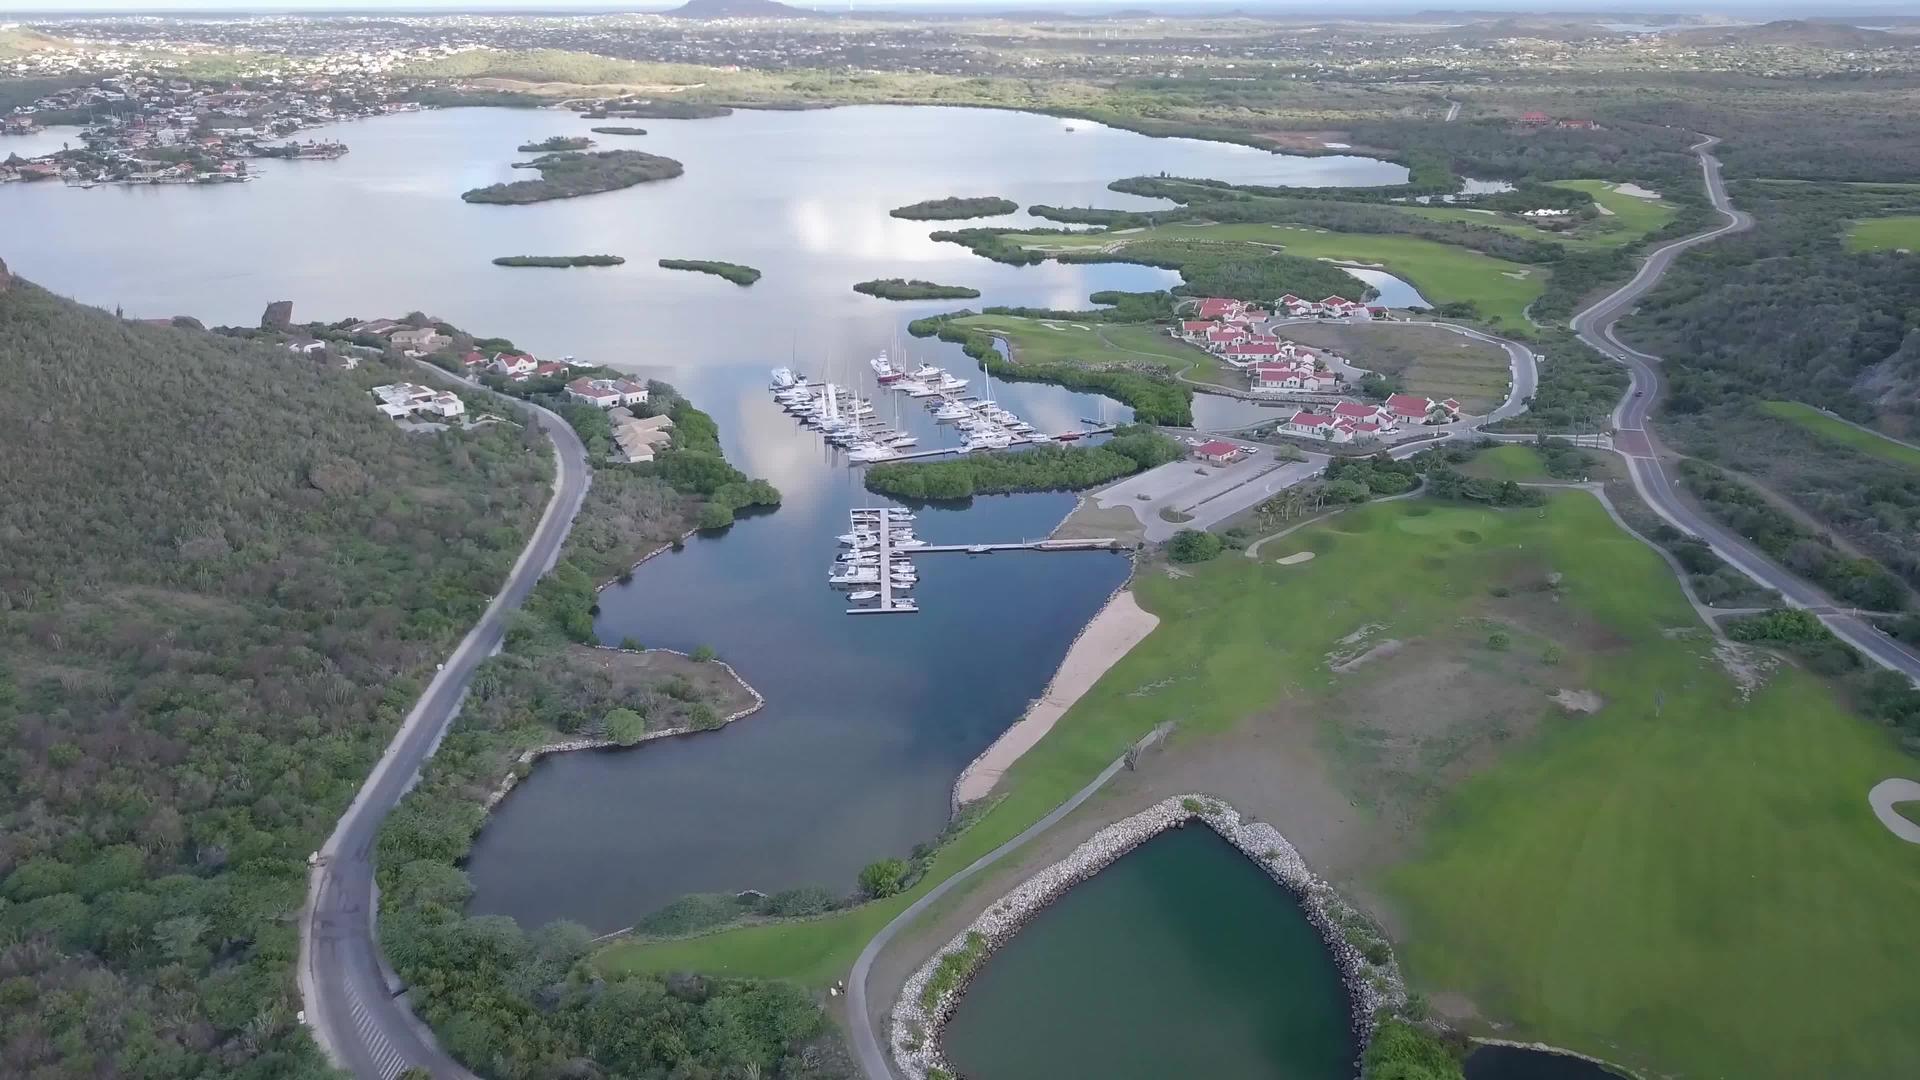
left=858, top=857, right=910, bottom=899
left=1168, top=529, right=1224, bottom=563
left=691, top=644, right=717, bottom=662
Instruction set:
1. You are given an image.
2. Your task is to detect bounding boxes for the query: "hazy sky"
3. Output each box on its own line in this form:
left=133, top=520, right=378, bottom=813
left=3, top=1, right=1881, bottom=14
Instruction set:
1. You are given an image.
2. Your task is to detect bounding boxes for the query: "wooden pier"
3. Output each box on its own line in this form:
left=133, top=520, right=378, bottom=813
left=845, top=508, right=919, bottom=615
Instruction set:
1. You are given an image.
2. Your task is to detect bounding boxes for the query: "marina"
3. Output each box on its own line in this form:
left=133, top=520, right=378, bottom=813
left=773, top=357, right=1102, bottom=464
left=835, top=507, right=1121, bottom=615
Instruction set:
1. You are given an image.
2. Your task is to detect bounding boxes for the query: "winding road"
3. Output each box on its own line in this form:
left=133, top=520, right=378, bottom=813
left=298, top=386, right=589, bottom=1080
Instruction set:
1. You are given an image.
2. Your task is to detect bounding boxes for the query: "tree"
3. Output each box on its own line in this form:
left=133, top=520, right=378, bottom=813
left=603, top=707, right=648, bottom=745
left=858, top=857, right=910, bottom=899
left=1167, top=529, right=1224, bottom=563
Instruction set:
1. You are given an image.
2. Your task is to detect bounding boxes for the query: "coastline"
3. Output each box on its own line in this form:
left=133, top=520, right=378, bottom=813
left=888, top=794, right=1405, bottom=1080
left=481, top=644, right=766, bottom=811
left=950, top=585, right=1159, bottom=809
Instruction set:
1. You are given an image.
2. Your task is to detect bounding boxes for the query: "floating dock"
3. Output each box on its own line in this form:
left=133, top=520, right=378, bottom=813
left=844, top=508, right=919, bottom=615
left=858, top=426, right=1119, bottom=465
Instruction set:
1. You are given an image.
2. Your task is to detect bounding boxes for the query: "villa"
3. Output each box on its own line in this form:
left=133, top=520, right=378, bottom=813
left=371, top=382, right=465, bottom=420
left=566, top=376, right=650, bottom=408
left=1385, top=393, right=1462, bottom=424
left=1250, top=359, right=1330, bottom=393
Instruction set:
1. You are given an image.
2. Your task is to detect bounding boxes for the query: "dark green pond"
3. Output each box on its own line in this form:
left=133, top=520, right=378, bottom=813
left=943, top=826, right=1357, bottom=1079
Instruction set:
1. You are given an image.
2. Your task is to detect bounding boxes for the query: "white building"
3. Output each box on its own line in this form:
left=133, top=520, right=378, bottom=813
left=371, top=382, right=465, bottom=419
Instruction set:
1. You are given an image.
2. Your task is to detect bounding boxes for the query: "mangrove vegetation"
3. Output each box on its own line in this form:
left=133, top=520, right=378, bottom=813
left=658, top=258, right=762, bottom=285
left=492, top=254, right=626, bottom=268
left=461, top=150, right=684, bottom=205
left=852, top=278, right=981, bottom=301
left=890, top=195, right=1018, bottom=220
left=863, top=424, right=1183, bottom=499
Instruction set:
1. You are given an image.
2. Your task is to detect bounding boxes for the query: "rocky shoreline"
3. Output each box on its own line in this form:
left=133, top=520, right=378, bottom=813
left=480, top=645, right=765, bottom=811
left=888, top=794, right=1404, bottom=1080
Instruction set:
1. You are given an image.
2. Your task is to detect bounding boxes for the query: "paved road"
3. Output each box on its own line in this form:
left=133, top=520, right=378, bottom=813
left=845, top=752, right=1133, bottom=1080
left=1571, top=135, right=1920, bottom=681
left=298, top=386, right=590, bottom=1080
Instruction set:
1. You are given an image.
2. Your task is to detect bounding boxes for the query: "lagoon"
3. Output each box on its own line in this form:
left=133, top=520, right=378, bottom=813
left=2, top=103, right=1405, bottom=931
left=943, top=826, right=1356, bottom=1079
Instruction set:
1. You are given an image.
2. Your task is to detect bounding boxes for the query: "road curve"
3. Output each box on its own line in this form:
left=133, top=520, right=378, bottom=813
left=1572, top=135, right=1920, bottom=681
left=298, top=384, right=590, bottom=1080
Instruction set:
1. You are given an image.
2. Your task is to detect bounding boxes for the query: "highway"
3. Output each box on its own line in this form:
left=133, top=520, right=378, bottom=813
left=1572, top=135, right=1920, bottom=680
left=298, top=387, right=590, bottom=1080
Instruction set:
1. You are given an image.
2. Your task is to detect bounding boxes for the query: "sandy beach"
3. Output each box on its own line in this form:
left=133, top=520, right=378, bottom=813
left=952, top=589, right=1159, bottom=807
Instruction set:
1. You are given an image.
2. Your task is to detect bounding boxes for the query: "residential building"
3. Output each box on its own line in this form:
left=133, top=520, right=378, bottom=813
left=389, top=327, right=449, bottom=353
left=1384, top=393, right=1461, bottom=425
left=490, top=353, right=539, bottom=380
left=371, top=382, right=464, bottom=419
left=1193, top=438, right=1243, bottom=464
left=1250, top=359, right=1329, bottom=393
left=566, top=377, right=649, bottom=408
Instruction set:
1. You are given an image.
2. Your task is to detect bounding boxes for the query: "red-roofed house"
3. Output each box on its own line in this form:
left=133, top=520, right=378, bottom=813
left=1221, top=339, right=1284, bottom=362
left=1194, top=297, right=1245, bottom=321
left=1519, top=111, right=1552, bottom=127
left=533, top=361, right=571, bottom=379
left=1286, top=410, right=1351, bottom=443
left=1250, top=360, right=1329, bottom=393
left=1178, top=320, right=1216, bottom=340
left=1205, top=326, right=1248, bottom=347
left=1386, top=393, right=1463, bottom=424
left=490, top=353, right=539, bottom=380
left=1332, top=401, right=1395, bottom=428
left=460, top=350, right=489, bottom=370
left=1193, top=439, right=1243, bottom=464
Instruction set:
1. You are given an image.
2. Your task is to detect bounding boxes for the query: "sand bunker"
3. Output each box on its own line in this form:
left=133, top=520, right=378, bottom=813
left=1611, top=182, right=1662, bottom=199
left=1331, top=639, right=1403, bottom=674
left=953, top=590, right=1160, bottom=806
left=1276, top=551, right=1316, bottom=565
left=1552, top=689, right=1605, bottom=714
left=1868, top=778, right=1920, bottom=843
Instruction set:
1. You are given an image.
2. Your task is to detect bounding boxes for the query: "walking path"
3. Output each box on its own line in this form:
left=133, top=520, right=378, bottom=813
left=1868, top=778, right=1920, bottom=843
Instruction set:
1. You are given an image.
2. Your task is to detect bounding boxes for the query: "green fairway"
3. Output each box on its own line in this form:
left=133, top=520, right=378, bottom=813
left=600, top=493, right=1920, bottom=1079
left=1010, top=222, right=1544, bottom=328
left=1456, top=444, right=1553, bottom=481
left=1845, top=214, right=1920, bottom=253
left=1550, top=179, right=1678, bottom=244
left=1760, top=400, right=1920, bottom=469
left=953, top=314, right=1238, bottom=388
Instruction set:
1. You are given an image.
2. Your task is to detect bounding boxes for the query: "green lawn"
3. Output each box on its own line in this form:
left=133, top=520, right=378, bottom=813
left=1845, top=214, right=1920, bottom=253
left=1760, top=400, right=1920, bottom=469
left=602, top=494, right=1920, bottom=1079
left=1456, top=444, right=1553, bottom=482
left=1394, top=180, right=1674, bottom=253
left=1011, top=222, right=1544, bottom=329
left=952, top=314, right=1238, bottom=388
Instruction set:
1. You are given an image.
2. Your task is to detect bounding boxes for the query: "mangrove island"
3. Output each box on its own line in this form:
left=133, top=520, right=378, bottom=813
left=518, top=135, right=594, bottom=152
left=890, top=195, right=1019, bottom=221
left=853, top=278, right=981, bottom=301
left=659, top=259, right=762, bottom=286
left=493, top=255, right=626, bottom=268
left=590, top=126, right=647, bottom=136
left=864, top=425, right=1182, bottom=499
left=461, top=150, right=685, bottom=205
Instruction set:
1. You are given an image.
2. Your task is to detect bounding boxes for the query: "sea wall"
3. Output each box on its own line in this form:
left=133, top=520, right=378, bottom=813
left=480, top=646, right=765, bottom=811
left=889, top=794, right=1405, bottom=1080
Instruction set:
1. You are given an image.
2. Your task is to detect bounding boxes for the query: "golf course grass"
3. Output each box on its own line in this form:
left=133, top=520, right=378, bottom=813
left=1456, top=443, right=1553, bottom=482
left=1760, top=400, right=1920, bottom=470
left=599, top=493, right=1920, bottom=1079
left=1395, top=179, right=1674, bottom=253
left=1845, top=214, right=1920, bottom=253
left=1009, top=222, right=1543, bottom=328
left=953, top=314, right=1239, bottom=388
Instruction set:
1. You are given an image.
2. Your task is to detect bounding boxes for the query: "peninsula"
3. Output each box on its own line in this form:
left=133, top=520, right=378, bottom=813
left=590, top=126, right=647, bottom=136
left=659, top=259, right=762, bottom=285
left=461, top=150, right=684, bottom=204
left=891, top=195, right=1018, bottom=220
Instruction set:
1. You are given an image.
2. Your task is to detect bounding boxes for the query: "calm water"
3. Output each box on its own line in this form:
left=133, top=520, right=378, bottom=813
left=2, top=104, right=1404, bottom=930
left=1465, top=1045, right=1628, bottom=1080
left=945, top=826, right=1356, bottom=1079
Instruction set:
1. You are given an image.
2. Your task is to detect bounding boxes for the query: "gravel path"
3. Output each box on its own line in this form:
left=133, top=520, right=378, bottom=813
left=1869, top=778, right=1920, bottom=843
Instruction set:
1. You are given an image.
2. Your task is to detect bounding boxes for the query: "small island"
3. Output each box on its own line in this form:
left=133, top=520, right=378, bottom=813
left=853, top=278, right=981, bottom=301
left=584, top=100, right=732, bottom=120
left=493, top=255, right=626, bottom=268
left=462, top=150, right=685, bottom=205
left=890, top=196, right=1019, bottom=221
left=518, top=135, right=594, bottom=152
left=659, top=259, right=762, bottom=286
left=591, top=126, right=648, bottom=136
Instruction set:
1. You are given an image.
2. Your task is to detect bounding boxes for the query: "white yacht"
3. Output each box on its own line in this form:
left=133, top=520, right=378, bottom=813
left=870, top=354, right=901, bottom=382
left=848, top=589, right=880, bottom=602
left=770, top=367, right=797, bottom=390
left=911, top=363, right=943, bottom=380
left=933, top=372, right=969, bottom=392
left=829, top=568, right=880, bottom=586
left=933, top=401, right=972, bottom=421
left=849, top=443, right=900, bottom=463
left=887, top=434, right=919, bottom=448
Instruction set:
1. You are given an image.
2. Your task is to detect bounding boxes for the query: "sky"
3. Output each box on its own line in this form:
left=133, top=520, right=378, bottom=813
left=5, top=0, right=1903, bottom=15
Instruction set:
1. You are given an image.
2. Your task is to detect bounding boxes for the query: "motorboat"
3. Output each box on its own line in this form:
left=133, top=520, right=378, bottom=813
left=849, top=443, right=900, bottom=463
left=770, top=367, right=797, bottom=390
left=933, top=401, right=972, bottom=422
left=871, top=354, right=901, bottom=381
left=907, top=384, right=942, bottom=398
left=911, top=363, right=943, bottom=380
left=932, top=373, right=968, bottom=392
left=848, top=590, right=880, bottom=602
left=829, top=568, right=880, bottom=586
left=887, top=434, right=919, bottom=448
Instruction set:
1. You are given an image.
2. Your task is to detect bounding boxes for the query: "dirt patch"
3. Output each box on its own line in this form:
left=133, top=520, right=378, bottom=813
left=1276, top=550, right=1317, bottom=565
left=1552, top=689, right=1605, bottom=714
left=1332, top=639, right=1404, bottom=673
left=1713, top=641, right=1778, bottom=699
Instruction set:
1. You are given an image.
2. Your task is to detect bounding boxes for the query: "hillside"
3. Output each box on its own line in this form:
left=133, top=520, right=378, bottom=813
left=665, top=0, right=809, bottom=18
left=0, top=266, right=548, bottom=1078
left=1671, top=19, right=1902, bottom=48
